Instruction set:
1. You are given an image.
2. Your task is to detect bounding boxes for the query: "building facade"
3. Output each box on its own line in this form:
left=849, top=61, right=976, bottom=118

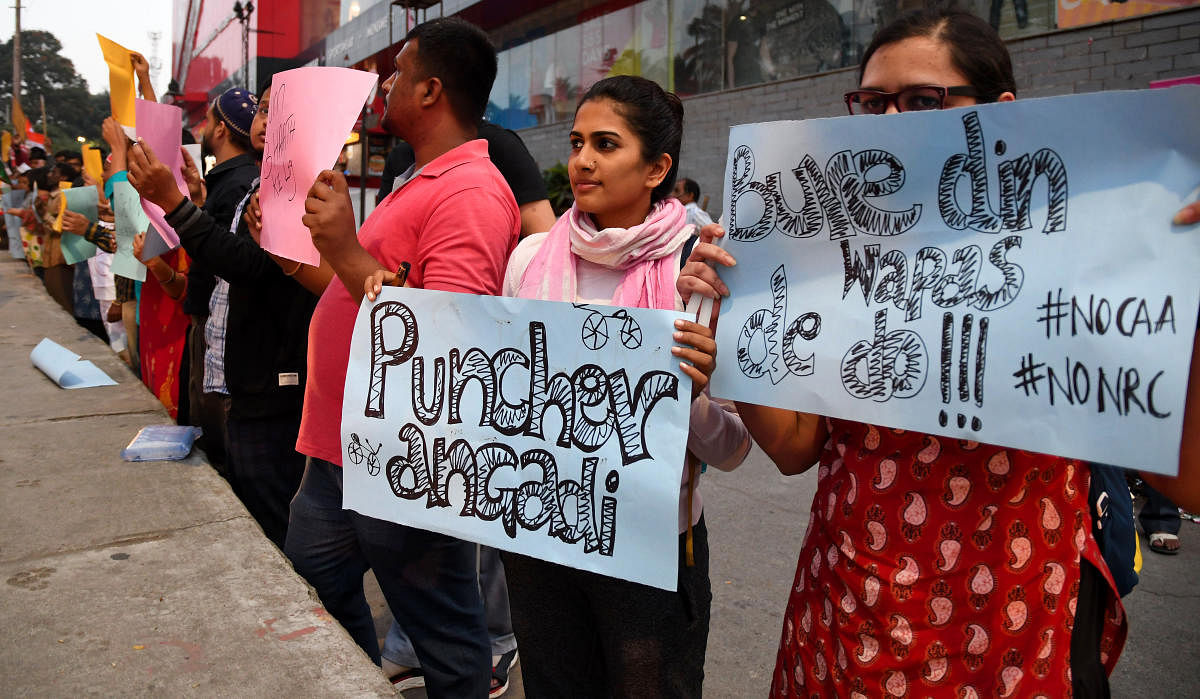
left=171, top=0, right=1200, bottom=210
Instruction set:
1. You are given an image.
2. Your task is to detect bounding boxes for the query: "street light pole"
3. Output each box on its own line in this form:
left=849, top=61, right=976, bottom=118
left=234, top=1, right=255, bottom=90
left=12, top=0, right=21, bottom=136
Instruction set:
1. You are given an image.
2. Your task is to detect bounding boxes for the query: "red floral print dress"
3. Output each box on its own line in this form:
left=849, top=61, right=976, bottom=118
left=138, top=248, right=190, bottom=419
left=771, top=419, right=1126, bottom=698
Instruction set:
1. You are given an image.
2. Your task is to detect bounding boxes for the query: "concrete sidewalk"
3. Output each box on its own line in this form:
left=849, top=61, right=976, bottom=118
left=0, top=257, right=393, bottom=696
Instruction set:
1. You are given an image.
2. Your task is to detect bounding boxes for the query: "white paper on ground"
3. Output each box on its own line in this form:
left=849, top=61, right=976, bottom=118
left=31, top=338, right=117, bottom=389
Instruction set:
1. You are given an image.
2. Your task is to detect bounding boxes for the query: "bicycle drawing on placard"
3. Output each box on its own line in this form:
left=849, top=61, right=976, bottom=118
left=574, top=303, right=643, bottom=351
left=346, top=433, right=383, bottom=476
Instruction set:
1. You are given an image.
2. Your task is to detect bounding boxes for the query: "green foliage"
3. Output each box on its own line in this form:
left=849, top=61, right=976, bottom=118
left=543, top=162, right=573, bottom=217
left=0, top=30, right=111, bottom=147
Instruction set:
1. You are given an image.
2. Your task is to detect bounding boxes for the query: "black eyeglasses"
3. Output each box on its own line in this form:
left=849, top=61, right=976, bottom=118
left=844, top=85, right=980, bottom=115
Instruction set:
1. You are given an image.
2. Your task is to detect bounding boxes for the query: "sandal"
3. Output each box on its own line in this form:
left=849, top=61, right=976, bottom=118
left=490, top=649, right=518, bottom=698
left=388, top=666, right=425, bottom=692
left=1148, top=531, right=1181, bottom=555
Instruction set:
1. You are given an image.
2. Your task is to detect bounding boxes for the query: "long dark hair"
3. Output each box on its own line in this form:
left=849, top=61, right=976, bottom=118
left=860, top=9, right=1017, bottom=103
left=577, top=75, right=684, bottom=205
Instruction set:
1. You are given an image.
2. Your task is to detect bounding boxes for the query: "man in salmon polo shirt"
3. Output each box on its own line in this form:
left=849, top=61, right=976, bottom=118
left=286, top=17, right=520, bottom=697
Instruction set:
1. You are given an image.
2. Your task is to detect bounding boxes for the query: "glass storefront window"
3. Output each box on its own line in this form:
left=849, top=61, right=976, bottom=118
left=673, top=0, right=725, bottom=96
left=602, top=6, right=638, bottom=78
left=636, top=1, right=671, bottom=88
left=579, top=15, right=607, bottom=94
left=738, top=0, right=848, bottom=86
left=529, top=35, right=555, bottom=126
left=553, top=25, right=582, bottom=123
left=484, top=0, right=1068, bottom=131
left=340, top=0, right=385, bottom=26
left=486, top=49, right=512, bottom=125
left=508, top=42, right=537, bottom=130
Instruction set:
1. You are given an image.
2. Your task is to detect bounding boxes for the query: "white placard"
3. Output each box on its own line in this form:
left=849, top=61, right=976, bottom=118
left=342, top=287, right=691, bottom=589
left=709, top=88, right=1200, bottom=475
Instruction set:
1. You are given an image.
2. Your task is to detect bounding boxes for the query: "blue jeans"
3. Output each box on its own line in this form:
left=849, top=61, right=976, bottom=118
left=1139, top=482, right=1181, bottom=536
left=382, top=545, right=517, bottom=667
left=283, top=457, right=489, bottom=697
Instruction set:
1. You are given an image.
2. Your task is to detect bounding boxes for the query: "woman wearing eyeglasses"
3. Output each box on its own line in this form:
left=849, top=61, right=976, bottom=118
left=680, top=8, right=1200, bottom=698
left=842, top=12, right=1014, bottom=118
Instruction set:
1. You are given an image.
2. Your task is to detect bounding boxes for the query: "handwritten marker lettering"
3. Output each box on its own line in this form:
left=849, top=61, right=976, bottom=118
left=356, top=301, right=682, bottom=556
left=938, top=112, right=1068, bottom=235
left=839, top=236, right=1025, bottom=322
left=261, top=83, right=298, bottom=202
left=938, top=313, right=987, bottom=431
left=711, top=90, right=1200, bottom=475
left=1013, top=353, right=1171, bottom=419
left=841, top=309, right=927, bottom=403
left=728, top=144, right=920, bottom=243
left=736, top=265, right=821, bottom=383
left=366, top=304, right=678, bottom=464
left=727, top=110, right=1059, bottom=416
left=1038, top=289, right=1177, bottom=338
left=380, top=429, right=617, bottom=555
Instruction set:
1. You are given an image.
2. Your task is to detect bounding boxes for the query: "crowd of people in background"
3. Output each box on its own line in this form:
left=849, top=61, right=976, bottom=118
left=2, top=8, right=1197, bottom=699
left=2, top=144, right=122, bottom=354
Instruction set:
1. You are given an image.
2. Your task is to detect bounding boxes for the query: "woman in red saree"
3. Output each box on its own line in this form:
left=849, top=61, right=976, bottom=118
left=135, top=231, right=190, bottom=419
left=679, top=9, right=1199, bottom=698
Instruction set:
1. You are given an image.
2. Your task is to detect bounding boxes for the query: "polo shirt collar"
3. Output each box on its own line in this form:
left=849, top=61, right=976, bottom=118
left=418, top=138, right=489, bottom=178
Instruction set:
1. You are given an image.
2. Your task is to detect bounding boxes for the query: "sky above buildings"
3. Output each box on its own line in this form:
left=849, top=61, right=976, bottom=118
left=0, top=0, right=174, bottom=97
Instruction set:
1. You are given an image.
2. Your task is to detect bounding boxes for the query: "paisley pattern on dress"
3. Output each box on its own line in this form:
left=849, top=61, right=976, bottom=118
left=771, top=419, right=1126, bottom=698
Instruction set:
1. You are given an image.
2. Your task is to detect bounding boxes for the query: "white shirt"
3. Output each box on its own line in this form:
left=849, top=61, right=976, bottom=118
left=683, top=201, right=713, bottom=230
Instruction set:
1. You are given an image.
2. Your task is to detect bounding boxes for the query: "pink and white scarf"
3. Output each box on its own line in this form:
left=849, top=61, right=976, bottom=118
left=516, top=198, right=694, bottom=310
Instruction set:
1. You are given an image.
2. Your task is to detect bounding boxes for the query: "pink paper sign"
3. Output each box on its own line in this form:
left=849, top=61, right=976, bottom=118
left=134, top=99, right=187, bottom=250
left=1150, top=75, right=1200, bottom=89
left=260, top=67, right=379, bottom=266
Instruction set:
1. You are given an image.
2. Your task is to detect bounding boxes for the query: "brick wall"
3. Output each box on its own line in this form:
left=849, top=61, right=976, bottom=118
left=515, top=6, right=1200, bottom=218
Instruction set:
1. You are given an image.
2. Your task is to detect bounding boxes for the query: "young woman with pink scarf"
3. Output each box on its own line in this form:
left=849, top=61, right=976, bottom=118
left=499, top=75, right=751, bottom=695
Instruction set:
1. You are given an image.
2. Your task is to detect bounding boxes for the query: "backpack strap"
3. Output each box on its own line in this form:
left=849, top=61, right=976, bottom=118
left=1087, top=462, right=1139, bottom=597
left=680, top=234, right=699, bottom=269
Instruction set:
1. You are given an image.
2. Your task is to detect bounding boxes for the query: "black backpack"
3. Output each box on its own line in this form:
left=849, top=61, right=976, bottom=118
left=1087, top=463, right=1140, bottom=597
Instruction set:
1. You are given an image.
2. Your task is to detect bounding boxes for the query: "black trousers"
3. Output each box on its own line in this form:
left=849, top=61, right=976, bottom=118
left=226, top=413, right=305, bottom=550
left=504, top=516, right=711, bottom=698
left=186, top=319, right=229, bottom=473
left=1071, top=558, right=1112, bottom=698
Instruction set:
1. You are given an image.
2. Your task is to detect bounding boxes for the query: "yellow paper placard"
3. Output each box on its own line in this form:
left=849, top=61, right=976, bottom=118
left=53, top=192, right=67, bottom=232
left=97, top=34, right=136, bottom=129
left=11, top=100, right=27, bottom=141
left=1, top=131, right=10, bottom=161
left=81, top=145, right=104, bottom=182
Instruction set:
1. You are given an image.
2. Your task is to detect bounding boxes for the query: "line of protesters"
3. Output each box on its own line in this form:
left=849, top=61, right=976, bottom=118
left=6, top=10, right=1200, bottom=699
left=3, top=145, right=125, bottom=355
